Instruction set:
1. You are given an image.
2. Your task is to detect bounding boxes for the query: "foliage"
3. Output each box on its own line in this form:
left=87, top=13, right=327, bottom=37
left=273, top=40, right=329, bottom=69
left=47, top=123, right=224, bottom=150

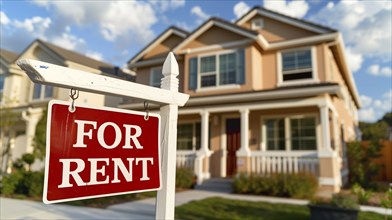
left=1, top=170, right=44, bottom=197
left=347, top=141, right=382, bottom=188
left=330, top=194, right=359, bottom=210
left=21, top=153, right=35, bottom=171
left=33, top=108, right=47, bottom=160
left=233, top=172, right=318, bottom=199
left=359, top=121, right=389, bottom=141
left=176, top=167, right=196, bottom=189
left=175, top=197, right=383, bottom=220
left=380, top=189, right=392, bottom=210
left=351, top=183, right=372, bottom=205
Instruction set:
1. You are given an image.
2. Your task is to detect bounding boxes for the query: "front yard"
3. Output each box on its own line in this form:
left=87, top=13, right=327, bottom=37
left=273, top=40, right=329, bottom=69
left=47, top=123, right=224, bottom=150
left=175, top=197, right=388, bottom=220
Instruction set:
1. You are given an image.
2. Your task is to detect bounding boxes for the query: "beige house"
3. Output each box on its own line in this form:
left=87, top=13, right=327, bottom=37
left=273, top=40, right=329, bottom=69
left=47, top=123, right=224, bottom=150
left=123, top=7, right=361, bottom=193
left=0, top=39, right=130, bottom=174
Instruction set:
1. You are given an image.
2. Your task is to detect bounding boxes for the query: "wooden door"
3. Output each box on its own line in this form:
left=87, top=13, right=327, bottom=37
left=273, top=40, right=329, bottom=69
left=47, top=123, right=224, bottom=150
left=226, top=118, right=240, bottom=176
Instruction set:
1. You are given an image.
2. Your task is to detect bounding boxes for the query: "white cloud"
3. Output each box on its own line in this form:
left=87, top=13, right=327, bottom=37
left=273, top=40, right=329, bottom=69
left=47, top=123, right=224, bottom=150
left=360, top=95, right=373, bottom=108
left=0, top=11, right=10, bottom=25
left=367, top=64, right=392, bottom=77
left=149, top=0, right=185, bottom=12
left=345, top=47, right=363, bottom=73
left=86, top=51, right=103, bottom=61
left=358, top=91, right=392, bottom=122
left=312, top=1, right=392, bottom=60
left=52, top=32, right=85, bottom=51
left=234, top=1, right=250, bottom=19
left=191, top=6, right=210, bottom=24
left=263, top=0, right=309, bottom=18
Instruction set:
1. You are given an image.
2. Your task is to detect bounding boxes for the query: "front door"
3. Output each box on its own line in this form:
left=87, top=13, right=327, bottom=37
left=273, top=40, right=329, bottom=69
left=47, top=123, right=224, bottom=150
left=226, top=118, right=240, bottom=176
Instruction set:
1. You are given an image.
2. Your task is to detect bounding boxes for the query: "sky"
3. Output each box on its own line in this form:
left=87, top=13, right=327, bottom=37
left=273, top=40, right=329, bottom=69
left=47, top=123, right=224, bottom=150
left=1, top=0, right=391, bottom=122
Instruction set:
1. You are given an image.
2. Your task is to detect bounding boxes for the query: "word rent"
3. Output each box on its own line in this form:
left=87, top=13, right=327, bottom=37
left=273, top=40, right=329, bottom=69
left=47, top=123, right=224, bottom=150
left=59, top=119, right=153, bottom=188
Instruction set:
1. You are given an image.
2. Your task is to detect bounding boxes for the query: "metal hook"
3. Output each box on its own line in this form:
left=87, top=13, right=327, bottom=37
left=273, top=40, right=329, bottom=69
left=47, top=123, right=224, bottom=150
left=144, top=101, right=149, bottom=121
left=69, top=88, right=79, bottom=112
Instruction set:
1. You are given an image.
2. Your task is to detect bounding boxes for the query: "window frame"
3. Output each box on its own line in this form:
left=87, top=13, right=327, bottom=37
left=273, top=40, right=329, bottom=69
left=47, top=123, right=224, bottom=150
left=251, top=18, right=264, bottom=30
left=177, top=121, right=201, bottom=151
left=150, top=67, right=162, bottom=88
left=277, top=46, right=318, bottom=86
left=261, top=114, right=319, bottom=152
left=30, top=83, right=53, bottom=102
left=196, top=49, right=242, bottom=91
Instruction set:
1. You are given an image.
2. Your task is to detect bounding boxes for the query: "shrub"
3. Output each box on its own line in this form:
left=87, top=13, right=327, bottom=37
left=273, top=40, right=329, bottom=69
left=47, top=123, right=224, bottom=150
left=380, top=189, right=392, bottom=209
left=1, top=170, right=44, bottom=198
left=233, top=172, right=318, bottom=199
left=1, top=171, right=24, bottom=195
left=330, top=194, right=359, bottom=209
left=351, top=183, right=372, bottom=205
left=176, top=167, right=195, bottom=189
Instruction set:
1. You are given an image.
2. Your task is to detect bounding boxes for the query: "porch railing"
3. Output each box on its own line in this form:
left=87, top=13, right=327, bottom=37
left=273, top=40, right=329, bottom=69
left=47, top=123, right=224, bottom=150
left=250, top=151, right=319, bottom=176
left=176, top=150, right=196, bottom=170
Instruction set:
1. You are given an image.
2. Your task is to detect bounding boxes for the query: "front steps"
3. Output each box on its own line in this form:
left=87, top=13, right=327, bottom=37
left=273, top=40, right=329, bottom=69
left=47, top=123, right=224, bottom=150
left=195, top=178, right=234, bottom=193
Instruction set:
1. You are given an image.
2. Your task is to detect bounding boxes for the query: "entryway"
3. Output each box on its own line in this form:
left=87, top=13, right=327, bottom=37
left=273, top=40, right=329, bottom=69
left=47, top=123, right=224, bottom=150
left=226, top=118, right=240, bottom=176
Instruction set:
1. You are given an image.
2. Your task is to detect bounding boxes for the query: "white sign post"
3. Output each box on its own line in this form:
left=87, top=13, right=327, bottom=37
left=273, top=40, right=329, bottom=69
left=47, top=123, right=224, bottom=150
left=17, top=52, right=189, bottom=219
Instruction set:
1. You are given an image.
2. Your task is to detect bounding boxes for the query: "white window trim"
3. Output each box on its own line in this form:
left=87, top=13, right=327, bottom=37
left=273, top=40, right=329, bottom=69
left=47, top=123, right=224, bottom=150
left=277, top=46, right=319, bottom=87
left=260, top=113, right=320, bottom=152
left=196, top=49, right=242, bottom=91
left=150, top=67, right=162, bottom=88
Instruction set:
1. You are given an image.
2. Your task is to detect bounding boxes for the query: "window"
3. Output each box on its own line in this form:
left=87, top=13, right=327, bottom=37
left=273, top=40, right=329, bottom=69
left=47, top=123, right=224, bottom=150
left=0, top=74, right=4, bottom=102
left=32, top=83, right=53, bottom=100
left=266, top=119, right=285, bottom=150
left=264, top=116, right=317, bottom=151
left=251, top=18, right=264, bottom=30
left=177, top=122, right=201, bottom=151
left=150, top=67, right=162, bottom=88
left=188, top=49, right=245, bottom=90
left=280, top=48, right=315, bottom=84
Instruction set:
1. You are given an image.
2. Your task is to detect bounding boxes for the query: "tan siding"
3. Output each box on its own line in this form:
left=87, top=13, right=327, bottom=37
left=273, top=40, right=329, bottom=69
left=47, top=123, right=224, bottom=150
left=143, top=35, right=184, bottom=60
left=251, top=45, right=263, bottom=90
left=261, top=51, right=277, bottom=90
left=239, top=15, right=318, bottom=42
left=210, top=113, right=222, bottom=177
left=316, top=44, right=327, bottom=82
left=184, top=26, right=248, bottom=49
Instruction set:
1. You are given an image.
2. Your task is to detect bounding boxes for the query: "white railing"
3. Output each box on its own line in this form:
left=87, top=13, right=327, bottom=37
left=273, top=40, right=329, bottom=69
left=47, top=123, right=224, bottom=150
left=176, top=150, right=196, bottom=170
left=250, top=151, right=319, bottom=176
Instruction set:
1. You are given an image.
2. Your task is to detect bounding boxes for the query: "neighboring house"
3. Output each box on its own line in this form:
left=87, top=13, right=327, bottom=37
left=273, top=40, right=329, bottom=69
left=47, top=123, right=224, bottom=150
left=122, top=7, right=361, bottom=194
left=0, top=39, right=133, bottom=174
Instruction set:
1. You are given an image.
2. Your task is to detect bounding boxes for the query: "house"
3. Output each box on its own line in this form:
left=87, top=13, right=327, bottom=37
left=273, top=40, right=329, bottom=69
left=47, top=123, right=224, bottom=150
left=0, top=39, right=132, bottom=174
left=122, top=6, right=361, bottom=194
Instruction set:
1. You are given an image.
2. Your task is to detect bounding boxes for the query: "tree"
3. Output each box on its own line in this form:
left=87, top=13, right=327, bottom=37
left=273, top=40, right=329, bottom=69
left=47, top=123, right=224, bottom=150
left=21, top=153, right=35, bottom=171
left=0, top=97, right=20, bottom=174
left=32, top=108, right=47, bottom=160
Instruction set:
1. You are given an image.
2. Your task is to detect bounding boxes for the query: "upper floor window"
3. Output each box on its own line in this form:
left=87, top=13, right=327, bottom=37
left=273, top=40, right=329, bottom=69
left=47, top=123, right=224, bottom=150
left=251, top=18, right=264, bottom=30
left=279, top=47, right=317, bottom=85
left=263, top=116, right=317, bottom=151
left=32, top=83, right=53, bottom=100
left=150, top=67, right=162, bottom=88
left=189, top=49, right=245, bottom=90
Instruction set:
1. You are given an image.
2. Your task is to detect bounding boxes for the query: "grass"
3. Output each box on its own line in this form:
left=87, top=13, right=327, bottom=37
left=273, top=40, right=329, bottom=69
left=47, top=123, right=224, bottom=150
left=175, top=197, right=388, bottom=220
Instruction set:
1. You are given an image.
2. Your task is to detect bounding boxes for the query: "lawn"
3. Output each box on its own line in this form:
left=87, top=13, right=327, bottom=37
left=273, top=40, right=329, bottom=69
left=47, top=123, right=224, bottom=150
left=175, top=197, right=387, bottom=220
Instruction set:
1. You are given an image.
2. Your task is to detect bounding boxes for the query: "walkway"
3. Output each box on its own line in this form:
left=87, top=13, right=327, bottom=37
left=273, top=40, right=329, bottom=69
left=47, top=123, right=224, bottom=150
left=1, top=190, right=390, bottom=219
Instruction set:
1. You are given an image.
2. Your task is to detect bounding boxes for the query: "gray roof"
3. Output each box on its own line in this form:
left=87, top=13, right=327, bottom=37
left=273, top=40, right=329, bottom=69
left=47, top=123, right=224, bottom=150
left=0, top=48, right=18, bottom=64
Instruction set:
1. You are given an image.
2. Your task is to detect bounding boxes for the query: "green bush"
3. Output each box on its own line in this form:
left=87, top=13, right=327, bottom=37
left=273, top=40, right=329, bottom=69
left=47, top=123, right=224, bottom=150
left=176, top=167, right=195, bottom=189
left=330, top=193, right=359, bottom=209
left=1, top=170, right=44, bottom=198
left=233, top=172, right=318, bottom=199
left=351, top=183, right=372, bottom=205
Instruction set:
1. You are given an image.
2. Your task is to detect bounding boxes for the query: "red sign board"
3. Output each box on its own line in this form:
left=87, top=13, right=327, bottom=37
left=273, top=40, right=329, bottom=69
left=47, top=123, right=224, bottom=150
left=43, top=100, right=161, bottom=204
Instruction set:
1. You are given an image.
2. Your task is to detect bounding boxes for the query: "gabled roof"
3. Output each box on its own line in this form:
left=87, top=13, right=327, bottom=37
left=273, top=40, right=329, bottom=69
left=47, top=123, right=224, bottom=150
left=128, top=26, right=189, bottom=65
left=0, top=48, right=18, bottom=64
left=173, top=17, right=259, bottom=53
left=236, top=6, right=336, bottom=34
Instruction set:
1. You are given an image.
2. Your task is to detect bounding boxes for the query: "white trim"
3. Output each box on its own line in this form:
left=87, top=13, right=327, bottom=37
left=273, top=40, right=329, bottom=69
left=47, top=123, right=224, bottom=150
left=277, top=46, right=319, bottom=87
left=236, top=8, right=329, bottom=34
left=318, top=177, right=341, bottom=186
left=173, top=20, right=257, bottom=53
left=196, top=84, right=241, bottom=92
left=268, top=33, right=338, bottom=50
left=130, top=28, right=187, bottom=64
left=178, top=39, right=252, bottom=55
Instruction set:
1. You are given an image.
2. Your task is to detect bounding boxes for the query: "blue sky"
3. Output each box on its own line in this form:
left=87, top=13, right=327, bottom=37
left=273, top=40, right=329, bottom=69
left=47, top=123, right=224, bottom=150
left=1, top=0, right=391, bottom=122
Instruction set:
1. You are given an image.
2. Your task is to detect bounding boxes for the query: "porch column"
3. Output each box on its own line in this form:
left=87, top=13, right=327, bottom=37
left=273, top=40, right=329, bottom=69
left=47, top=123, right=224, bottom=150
left=196, top=111, right=211, bottom=184
left=236, top=109, right=251, bottom=173
left=22, top=108, right=42, bottom=154
left=318, top=104, right=341, bottom=193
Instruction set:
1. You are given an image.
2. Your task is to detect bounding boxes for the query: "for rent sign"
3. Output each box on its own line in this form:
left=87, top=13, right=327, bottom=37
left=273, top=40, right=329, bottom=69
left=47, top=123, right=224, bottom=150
left=43, top=100, right=161, bottom=204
